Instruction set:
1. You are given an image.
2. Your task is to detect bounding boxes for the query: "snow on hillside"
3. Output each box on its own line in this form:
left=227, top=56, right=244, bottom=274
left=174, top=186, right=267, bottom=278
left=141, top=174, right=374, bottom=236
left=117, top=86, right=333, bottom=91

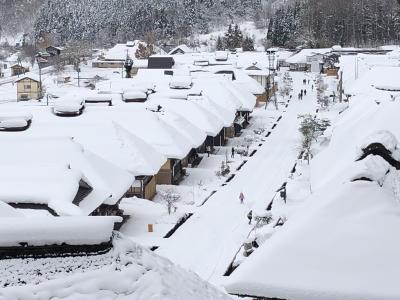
left=195, top=22, right=267, bottom=51
left=0, top=236, right=231, bottom=300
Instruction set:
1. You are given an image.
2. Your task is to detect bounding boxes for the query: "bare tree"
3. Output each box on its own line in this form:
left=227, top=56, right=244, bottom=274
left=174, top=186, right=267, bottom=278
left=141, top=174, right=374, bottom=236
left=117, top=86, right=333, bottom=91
left=63, top=40, right=92, bottom=70
left=160, top=188, right=180, bottom=215
left=20, top=44, right=37, bottom=67
left=36, top=32, right=55, bottom=51
left=135, top=42, right=155, bottom=59
left=52, top=56, right=66, bottom=74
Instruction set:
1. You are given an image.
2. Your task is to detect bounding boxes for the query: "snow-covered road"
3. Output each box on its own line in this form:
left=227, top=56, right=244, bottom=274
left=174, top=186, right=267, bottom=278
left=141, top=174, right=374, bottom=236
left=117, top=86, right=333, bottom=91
left=156, top=73, right=318, bottom=284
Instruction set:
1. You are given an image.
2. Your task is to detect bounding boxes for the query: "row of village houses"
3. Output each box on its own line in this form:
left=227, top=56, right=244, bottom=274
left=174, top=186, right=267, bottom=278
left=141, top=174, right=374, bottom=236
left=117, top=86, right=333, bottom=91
left=2, top=42, right=394, bottom=257
left=15, top=42, right=395, bottom=104
left=0, top=63, right=261, bottom=258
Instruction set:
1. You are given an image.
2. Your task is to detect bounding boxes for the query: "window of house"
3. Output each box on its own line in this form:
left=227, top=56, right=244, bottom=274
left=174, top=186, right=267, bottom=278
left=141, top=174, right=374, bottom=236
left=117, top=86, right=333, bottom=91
left=24, top=85, right=31, bottom=90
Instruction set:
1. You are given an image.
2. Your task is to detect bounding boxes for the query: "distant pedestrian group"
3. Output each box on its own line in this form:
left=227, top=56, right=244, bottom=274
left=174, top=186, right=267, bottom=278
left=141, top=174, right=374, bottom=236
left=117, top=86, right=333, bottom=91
left=298, top=88, right=308, bottom=100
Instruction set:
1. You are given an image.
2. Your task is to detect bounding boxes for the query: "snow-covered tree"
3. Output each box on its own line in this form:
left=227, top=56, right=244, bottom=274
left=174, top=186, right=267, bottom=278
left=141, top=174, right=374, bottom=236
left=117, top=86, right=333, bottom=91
left=216, top=36, right=225, bottom=51
left=298, top=114, right=330, bottom=164
left=316, top=75, right=329, bottom=109
left=242, top=36, right=255, bottom=51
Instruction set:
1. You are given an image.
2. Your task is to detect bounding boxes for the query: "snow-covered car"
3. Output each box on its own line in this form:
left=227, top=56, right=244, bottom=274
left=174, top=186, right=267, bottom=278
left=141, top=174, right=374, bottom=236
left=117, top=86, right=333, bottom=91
left=0, top=113, right=33, bottom=131
left=53, top=99, right=85, bottom=117
left=122, top=90, right=148, bottom=103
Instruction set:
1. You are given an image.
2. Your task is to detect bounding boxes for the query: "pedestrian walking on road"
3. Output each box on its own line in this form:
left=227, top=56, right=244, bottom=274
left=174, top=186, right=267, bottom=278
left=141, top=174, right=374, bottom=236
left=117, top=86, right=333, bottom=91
left=239, top=192, right=245, bottom=204
left=312, top=85, right=314, bottom=91
left=304, top=89, right=307, bottom=96
left=231, top=147, right=235, bottom=158
left=247, top=210, right=253, bottom=225
left=298, top=93, right=301, bottom=100
left=308, top=79, right=310, bottom=84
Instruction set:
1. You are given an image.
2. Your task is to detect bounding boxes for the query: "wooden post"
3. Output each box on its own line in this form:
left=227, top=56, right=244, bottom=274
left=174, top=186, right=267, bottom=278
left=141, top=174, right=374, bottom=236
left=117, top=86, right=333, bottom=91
left=339, top=70, right=343, bottom=103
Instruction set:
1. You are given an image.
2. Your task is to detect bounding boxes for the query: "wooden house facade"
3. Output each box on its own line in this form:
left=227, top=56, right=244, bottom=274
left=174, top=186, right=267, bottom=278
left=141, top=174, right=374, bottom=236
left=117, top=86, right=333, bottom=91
left=16, top=76, right=41, bottom=101
left=156, top=159, right=184, bottom=185
left=125, top=175, right=157, bottom=200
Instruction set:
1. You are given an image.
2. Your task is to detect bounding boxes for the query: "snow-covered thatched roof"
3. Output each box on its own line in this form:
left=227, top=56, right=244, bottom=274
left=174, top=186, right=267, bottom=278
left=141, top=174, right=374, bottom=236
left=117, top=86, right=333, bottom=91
left=0, top=137, right=134, bottom=215
left=168, top=44, right=193, bottom=55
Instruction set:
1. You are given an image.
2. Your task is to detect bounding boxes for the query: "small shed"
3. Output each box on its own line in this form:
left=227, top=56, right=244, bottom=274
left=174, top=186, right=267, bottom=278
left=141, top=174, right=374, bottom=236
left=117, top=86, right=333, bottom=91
left=215, top=51, right=228, bottom=61
left=15, top=75, right=41, bottom=101
left=148, top=56, right=175, bottom=69
left=46, top=46, right=64, bottom=56
left=11, top=64, right=29, bottom=76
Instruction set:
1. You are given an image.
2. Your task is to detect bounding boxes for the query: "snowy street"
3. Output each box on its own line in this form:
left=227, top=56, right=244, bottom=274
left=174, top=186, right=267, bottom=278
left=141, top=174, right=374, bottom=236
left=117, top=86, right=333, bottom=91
left=156, top=72, right=318, bottom=284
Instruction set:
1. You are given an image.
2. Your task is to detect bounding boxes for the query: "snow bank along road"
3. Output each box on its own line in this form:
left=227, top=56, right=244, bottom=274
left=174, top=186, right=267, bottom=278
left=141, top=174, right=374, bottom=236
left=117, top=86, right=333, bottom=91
left=157, top=73, right=318, bottom=285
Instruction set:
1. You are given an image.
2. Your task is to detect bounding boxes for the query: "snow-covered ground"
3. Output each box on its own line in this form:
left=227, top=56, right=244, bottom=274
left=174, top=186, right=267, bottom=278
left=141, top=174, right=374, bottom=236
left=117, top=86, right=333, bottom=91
left=156, top=71, right=318, bottom=285
left=0, top=236, right=231, bottom=300
left=120, top=102, right=281, bottom=248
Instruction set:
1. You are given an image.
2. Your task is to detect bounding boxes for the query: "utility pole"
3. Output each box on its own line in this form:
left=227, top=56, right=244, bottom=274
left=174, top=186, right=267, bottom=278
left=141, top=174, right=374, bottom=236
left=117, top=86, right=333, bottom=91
left=77, top=67, right=81, bottom=87
left=339, top=70, right=343, bottom=103
left=355, top=56, right=359, bottom=80
left=265, top=56, right=271, bottom=110
left=38, top=59, right=42, bottom=97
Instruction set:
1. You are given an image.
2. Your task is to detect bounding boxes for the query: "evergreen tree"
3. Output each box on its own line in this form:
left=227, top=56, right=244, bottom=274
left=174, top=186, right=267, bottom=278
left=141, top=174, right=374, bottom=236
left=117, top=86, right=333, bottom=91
left=216, top=36, right=225, bottom=50
left=224, top=24, right=235, bottom=49
left=242, top=36, right=255, bottom=51
left=233, top=24, right=243, bottom=48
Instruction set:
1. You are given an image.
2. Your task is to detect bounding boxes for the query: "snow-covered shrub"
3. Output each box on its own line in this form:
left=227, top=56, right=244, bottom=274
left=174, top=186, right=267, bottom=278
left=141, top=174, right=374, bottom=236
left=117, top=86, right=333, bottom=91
left=216, top=161, right=230, bottom=177
left=254, top=212, right=273, bottom=228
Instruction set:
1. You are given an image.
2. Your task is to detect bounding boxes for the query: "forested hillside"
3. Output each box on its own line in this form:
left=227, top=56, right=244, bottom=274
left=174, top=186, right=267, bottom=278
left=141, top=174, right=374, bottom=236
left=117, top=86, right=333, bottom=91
left=267, top=0, right=400, bottom=48
left=0, top=0, right=43, bottom=39
left=33, top=0, right=263, bottom=46
left=2, top=0, right=400, bottom=48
